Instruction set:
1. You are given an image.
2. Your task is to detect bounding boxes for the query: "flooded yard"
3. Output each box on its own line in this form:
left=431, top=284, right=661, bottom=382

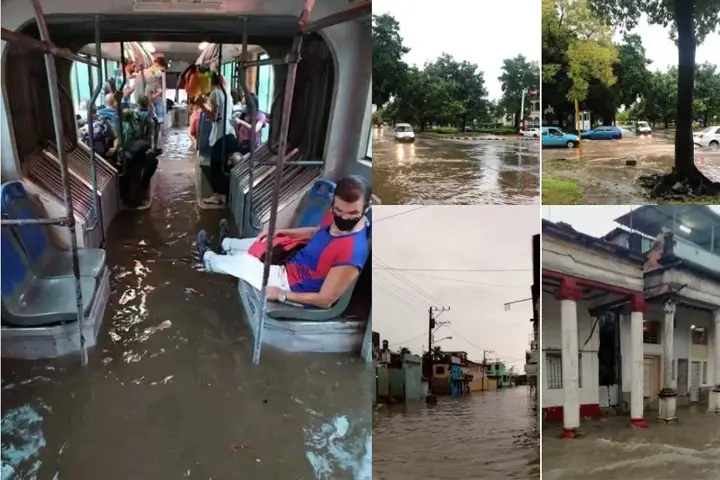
left=543, top=134, right=720, bottom=204
left=373, top=128, right=540, bottom=205
left=542, top=408, right=720, bottom=480
left=373, top=387, right=539, bottom=479
left=1, top=129, right=371, bottom=480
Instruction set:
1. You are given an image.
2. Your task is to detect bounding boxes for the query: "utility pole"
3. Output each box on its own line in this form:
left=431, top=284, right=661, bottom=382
left=427, top=305, right=450, bottom=396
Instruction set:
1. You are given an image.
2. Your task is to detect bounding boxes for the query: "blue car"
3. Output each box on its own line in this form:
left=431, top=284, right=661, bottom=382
left=542, top=127, right=579, bottom=148
left=580, top=126, right=623, bottom=140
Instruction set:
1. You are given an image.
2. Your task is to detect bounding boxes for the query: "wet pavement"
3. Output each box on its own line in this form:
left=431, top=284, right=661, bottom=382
left=542, top=407, right=720, bottom=480
left=372, top=127, right=540, bottom=205
left=373, top=387, right=539, bottom=479
left=1, top=129, right=371, bottom=480
left=543, top=134, right=720, bottom=204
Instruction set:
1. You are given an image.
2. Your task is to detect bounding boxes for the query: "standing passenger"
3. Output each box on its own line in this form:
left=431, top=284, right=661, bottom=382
left=195, top=72, right=237, bottom=206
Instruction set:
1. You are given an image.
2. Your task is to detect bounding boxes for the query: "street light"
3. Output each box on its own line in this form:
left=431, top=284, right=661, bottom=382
left=435, top=336, right=453, bottom=342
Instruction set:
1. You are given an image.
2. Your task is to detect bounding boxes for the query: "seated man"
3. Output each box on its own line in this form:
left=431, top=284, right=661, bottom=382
left=79, top=104, right=120, bottom=161
left=195, top=176, right=370, bottom=308
left=118, top=95, right=160, bottom=204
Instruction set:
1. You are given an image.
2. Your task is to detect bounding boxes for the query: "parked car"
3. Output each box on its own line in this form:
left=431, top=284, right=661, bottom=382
left=580, top=126, right=623, bottom=140
left=542, top=127, right=579, bottom=148
left=394, top=123, right=415, bottom=142
left=693, top=126, right=720, bottom=150
left=521, top=128, right=540, bottom=138
left=635, top=121, right=652, bottom=135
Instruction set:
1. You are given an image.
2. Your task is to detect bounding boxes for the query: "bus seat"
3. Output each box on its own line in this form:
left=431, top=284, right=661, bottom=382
left=292, top=179, right=336, bottom=228
left=1, top=228, right=97, bottom=327
left=0, top=181, right=106, bottom=279
left=267, top=214, right=372, bottom=321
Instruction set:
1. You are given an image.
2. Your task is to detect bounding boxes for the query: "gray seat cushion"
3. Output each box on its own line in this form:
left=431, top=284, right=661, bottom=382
left=266, top=278, right=358, bottom=322
left=3, top=276, right=97, bottom=327
left=36, top=248, right=106, bottom=279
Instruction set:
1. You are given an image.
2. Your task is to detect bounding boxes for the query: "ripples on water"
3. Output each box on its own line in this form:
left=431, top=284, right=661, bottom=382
left=373, top=387, right=539, bottom=479
left=542, top=407, right=720, bottom=480
left=372, top=128, right=540, bottom=205
left=1, top=129, right=371, bottom=479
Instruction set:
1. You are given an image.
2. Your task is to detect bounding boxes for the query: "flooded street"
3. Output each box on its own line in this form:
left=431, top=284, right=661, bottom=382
left=373, top=387, right=539, bottom=479
left=542, top=408, right=720, bottom=480
left=1, top=129, right=371, bottom=480
left=543, top=134, right=720, bottom=204
left=372, top=127, right=539, bottom=205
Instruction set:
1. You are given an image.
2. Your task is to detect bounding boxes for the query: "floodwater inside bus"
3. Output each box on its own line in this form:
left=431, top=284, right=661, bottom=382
left=1, top=15, right=371, bottom=479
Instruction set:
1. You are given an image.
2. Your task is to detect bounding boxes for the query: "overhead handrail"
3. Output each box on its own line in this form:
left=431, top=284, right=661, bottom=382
left=117, top=42, right=128, bottom=146
left=84, top=15, right=104, bottom=240
left=0, top=27, right=99, bottom=67
left=300, top=0, right=371, bottom=33
left=0, top=0, right=89, bottom=366
left=252, top=34, right=304, bottom=365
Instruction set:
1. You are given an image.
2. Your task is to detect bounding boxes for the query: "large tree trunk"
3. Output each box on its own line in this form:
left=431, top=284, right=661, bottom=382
left=674, top=0, right=700, bottom=179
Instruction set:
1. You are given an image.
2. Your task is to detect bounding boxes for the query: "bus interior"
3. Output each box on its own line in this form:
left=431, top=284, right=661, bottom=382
left=1, top=1, right=372, bottom=478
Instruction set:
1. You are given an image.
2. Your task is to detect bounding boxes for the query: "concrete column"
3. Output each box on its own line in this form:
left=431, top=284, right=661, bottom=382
left=711, top=309, right=720, bottom=414
left=630, top=294, right=649, bottom=428
left=658, top=298, right=678, bottom=423
left=556, top=277, right=583, bottom=438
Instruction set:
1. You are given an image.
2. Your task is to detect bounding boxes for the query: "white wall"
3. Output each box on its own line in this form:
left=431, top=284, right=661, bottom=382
left=542, top=292, right=600, bottom=409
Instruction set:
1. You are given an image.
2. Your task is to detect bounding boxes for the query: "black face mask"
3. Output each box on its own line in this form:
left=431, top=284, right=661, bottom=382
left=333, top=214, right=363, bottom=232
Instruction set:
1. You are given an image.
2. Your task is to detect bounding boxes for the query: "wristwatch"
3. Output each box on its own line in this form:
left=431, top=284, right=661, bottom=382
left=278, top=291, right=287, bottom=303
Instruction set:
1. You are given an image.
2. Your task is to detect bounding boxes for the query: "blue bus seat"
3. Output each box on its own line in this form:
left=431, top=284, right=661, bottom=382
left=267, top=213, right=372, bottom=321
left=292, top=179, right=336, bottom=228
left=1, top=228, right=97, bottom=327
left=0, top=181, right=106, bottom=279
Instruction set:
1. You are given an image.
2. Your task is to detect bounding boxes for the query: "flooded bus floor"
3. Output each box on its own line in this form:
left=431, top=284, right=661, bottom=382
left=1, top=129, right=371, bottom=480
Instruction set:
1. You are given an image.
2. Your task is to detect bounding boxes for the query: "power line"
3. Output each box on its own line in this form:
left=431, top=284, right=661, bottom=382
left=389, top=332, right=427, bottom=347
left=374, top=206, right=425, bottom=223
left=374, top=255, right=449, bottom=307
left=374, top=281, right=419, bottom=310
left=375, top=270, right=441, bottom=307
left=445, top=327, right=526, bottom=365
left=375, top=267, right=532, bottom=273
left=402, top=270, right=528, bottom=289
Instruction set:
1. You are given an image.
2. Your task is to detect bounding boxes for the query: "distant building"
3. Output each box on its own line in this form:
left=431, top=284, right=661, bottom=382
left=524, top=88, right=540, bottom=129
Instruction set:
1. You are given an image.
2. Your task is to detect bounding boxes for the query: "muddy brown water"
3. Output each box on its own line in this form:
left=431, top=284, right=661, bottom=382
left=542, top=407, right=720, bottom=480
left=372, top=128, right=540, bottom=205
left=372, top=387, right=539, bottom=480
left=1, top=129, right=371, bottom=480
left=543, top=135, right=720, bottom=204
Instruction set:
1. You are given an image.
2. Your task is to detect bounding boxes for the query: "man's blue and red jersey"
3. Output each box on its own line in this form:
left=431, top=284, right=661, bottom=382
left=285, top=211, right=369, bottom=293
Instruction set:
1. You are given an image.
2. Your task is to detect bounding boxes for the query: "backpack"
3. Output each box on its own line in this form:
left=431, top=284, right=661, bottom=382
left=80, top=119, right=111, bottom=156
left=248, top=235, right=308, bottom=265
left=122, top=112, right=151, bottom=143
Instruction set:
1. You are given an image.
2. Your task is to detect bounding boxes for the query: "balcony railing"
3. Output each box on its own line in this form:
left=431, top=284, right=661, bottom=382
left=673, top=235, right=720, bottom=271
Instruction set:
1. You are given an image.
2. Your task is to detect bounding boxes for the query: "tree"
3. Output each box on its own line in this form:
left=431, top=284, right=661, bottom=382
left=694, top=63, right=720, bottom=126
left=372, top=14, right=409, bottom=108
left=499, top=54, right=540, bottom=129
left=612, top=34, right=652, bottom=112
left=431, top=346, right=444, bottom=361
left=399, top=347, right=411, bottom=356
left=589, top=0, right=720, bottom=189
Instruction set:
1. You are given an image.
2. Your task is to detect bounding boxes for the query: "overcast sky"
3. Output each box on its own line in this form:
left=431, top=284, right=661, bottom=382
left=373, top=0, right=541, bottom=100
left=373, top=206, right=538, bottom=370
left=542, top=206, right=720, bottom=238
left=615, top=16, right=720, bottom=72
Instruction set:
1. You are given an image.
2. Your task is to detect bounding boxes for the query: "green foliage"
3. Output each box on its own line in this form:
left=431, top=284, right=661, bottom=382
left=499, top=55, right=540, bottom=129
left=434, top=126, right=459, bottom=134
left=372, top=14, right=410, bottom=107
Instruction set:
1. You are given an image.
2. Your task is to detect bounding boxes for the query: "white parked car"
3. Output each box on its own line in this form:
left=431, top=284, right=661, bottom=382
left=394, top=123, right=415, bottom=142
left=693, top=126, right=720, bottom=150
left=635, top=121, right=652, bottom=135
left=521, top=128, right=540, bottom=138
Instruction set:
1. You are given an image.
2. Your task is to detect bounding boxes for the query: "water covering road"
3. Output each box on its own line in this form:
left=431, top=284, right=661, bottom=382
left=1, top=129, right=371, bottom=480
left=543, top=133, right=720, bottom=204
left=373, top=128, right=540, bottom=205
left=372, top=387, right=539, bottom=479
left=542, top=408, right=720, bottom=480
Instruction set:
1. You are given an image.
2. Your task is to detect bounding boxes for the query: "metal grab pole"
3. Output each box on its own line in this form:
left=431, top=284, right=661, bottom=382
left=85, top=15, right=103, bottom=234
left=218, top=43, right=229, bottom=180
left=1, top=217, right=67, bottom=227
left=252, top=35, right=303, bottom=365
left=0, top=27, right=99, bottom=67
left=118, top=43, right=127, bottom=145
left=30, top=0, right=88, bottom=366
left=239, top=17, right=261, bottom=233
left=300, top=0, right=371, bottom=33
